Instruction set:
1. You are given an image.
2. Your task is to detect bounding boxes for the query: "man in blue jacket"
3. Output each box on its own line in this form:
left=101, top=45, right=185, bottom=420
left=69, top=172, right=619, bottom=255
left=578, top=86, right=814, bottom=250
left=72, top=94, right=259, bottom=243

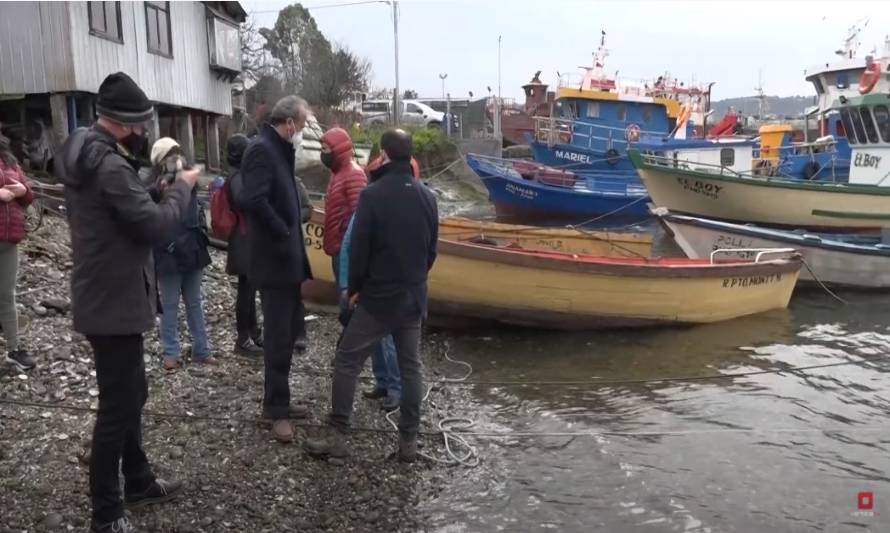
left=305, top=129, right=438, bottom=462
left=238, top=95, right=313, bottom=444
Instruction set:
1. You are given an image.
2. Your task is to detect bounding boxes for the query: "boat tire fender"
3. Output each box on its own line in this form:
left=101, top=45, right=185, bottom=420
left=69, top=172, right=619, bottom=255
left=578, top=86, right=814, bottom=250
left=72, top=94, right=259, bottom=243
left=803, top=161, right=820, bottom=180
left=606, top=148, right=620, bottom=165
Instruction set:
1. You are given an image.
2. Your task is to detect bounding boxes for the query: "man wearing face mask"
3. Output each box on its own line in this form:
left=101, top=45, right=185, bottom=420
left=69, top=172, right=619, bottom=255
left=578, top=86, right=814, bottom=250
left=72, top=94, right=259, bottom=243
left=321, top=127, right=366, bottom=275
left=57, top=72, right=200, bottom=533
left=238, top=95, right=313, bottom=444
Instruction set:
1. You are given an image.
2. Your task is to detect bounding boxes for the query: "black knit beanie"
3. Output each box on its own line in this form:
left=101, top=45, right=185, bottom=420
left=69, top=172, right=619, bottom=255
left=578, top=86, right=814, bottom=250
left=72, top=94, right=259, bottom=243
left=226, top=133, right=249, bottom=168
left=96, top=72, right=154, bottom=123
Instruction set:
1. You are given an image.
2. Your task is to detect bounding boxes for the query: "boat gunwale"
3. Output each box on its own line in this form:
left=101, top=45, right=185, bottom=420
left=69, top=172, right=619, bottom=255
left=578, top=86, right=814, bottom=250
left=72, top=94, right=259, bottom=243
left=627, top=149, right=890, bottom=196
left=437, top=239, right=802, bottom=279
left=439, top=216, right=653, bottom=243
left=656, top=211, right=890, bottom=257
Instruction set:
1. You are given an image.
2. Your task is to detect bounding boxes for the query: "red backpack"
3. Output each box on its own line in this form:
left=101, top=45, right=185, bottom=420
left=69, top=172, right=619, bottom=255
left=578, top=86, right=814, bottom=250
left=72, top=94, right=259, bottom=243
left=210, top=180, right=242, bottom=240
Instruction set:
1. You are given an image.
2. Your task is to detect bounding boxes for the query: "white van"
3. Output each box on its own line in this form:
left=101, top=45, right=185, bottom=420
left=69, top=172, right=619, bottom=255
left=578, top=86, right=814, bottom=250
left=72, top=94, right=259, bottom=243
left=360, top=99, right=444, bottom=128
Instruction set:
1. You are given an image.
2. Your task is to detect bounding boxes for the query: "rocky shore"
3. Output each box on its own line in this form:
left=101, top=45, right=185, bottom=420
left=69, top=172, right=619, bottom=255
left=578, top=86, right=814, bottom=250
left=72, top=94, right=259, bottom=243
left=0, top=216, right=480, bottom=532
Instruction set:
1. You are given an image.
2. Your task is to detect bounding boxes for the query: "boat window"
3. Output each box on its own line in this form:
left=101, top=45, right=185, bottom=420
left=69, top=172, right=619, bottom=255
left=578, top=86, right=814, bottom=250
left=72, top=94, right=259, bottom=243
left=642, top=108, right=652, bottom=123
left=720, top=148, right=735, bottom=167
left=616, top=105, right=626, bottom=122
left=837, top=71, right=849, bottom=89
left=585, top=102, right=600, bottom=118
left=874, top=105, right=890, bottom=142
left=839, top=108, right=858, bottom=144
left=848, top=106, right=869, bottom=144
left=860, top=106, right=880, bottom=143
left=811, top=77, right=825, bottom=94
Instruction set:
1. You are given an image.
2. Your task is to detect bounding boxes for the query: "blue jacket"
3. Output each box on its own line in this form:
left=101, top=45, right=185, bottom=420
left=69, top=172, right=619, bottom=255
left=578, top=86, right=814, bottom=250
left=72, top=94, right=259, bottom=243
left=338, top=214, right=356, bottom=291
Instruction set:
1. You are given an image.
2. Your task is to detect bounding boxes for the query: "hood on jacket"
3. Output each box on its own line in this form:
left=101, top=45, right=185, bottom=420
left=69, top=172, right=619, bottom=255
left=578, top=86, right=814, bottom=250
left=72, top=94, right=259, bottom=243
left=320, top=127, right=354, bottom=172
left=226, top=133, right=249, bottom=168
left=57, top=126, right=109, bottom=189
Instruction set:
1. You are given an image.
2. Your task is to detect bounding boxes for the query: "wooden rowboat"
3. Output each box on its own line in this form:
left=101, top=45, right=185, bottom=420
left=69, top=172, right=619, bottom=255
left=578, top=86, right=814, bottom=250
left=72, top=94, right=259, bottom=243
left=301, top=209, right=801, bottom=329
left=438, top=216, right=652, bottom=257
left=653, top=207, right=890, bottom=289
left=628, top=149, right=890, bottom=231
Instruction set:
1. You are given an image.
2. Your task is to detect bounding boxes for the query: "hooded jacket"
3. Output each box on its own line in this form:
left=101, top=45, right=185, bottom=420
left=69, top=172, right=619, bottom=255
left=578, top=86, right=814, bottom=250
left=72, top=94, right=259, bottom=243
left=0, top=158, right=34, bottom=244
left=322, top=128, right=367, bottom=257
left=57, top=124, right=191, bottom=336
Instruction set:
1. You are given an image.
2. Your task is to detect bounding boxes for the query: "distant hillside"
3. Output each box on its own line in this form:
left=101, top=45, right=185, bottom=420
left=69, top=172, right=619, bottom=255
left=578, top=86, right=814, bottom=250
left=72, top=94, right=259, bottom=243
left=711, top=95, right=816, bottom=119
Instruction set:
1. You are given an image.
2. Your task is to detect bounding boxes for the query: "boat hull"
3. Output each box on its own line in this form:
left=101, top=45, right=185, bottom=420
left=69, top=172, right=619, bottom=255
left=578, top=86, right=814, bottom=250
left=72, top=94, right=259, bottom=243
left=439, top=216, right=652, bottom=257
left=655, top=210, right=890, bottom=289
left=469, top=154, right=649, bottom=221
left=631, top=151, right=890, bottom=231
left=529, top=141, right=635, bottom=172
left=302, top=210, right=800, bottom=330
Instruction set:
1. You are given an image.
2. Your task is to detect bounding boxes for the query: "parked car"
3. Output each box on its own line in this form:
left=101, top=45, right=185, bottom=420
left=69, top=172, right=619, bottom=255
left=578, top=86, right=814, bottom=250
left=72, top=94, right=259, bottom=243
left=360, top=99, right=445, bottom=128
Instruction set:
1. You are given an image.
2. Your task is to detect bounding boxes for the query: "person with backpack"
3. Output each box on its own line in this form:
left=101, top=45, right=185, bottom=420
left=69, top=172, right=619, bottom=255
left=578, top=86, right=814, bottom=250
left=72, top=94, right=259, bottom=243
left=149, top=138, right=213, bottom=371
left=219, top=133, right=263, bottom=357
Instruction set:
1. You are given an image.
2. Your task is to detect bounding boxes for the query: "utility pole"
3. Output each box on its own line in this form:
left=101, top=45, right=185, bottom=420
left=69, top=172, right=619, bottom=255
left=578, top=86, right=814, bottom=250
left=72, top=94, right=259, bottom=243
left=495, top=35, right=502, bottom=139
left=439, top=73, right=448, bottom=99
left=392, top=1, right=401, bottom=126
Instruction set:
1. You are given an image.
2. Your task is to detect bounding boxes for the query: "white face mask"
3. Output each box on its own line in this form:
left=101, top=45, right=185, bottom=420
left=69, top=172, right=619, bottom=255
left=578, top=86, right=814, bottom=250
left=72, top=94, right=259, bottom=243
left=291, top=129, right=303, bottom=148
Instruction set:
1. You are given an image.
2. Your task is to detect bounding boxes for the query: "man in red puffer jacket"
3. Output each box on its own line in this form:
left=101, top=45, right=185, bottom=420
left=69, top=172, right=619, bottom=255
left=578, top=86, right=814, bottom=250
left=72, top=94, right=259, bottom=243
left=322, top=128, right=367, bottom=281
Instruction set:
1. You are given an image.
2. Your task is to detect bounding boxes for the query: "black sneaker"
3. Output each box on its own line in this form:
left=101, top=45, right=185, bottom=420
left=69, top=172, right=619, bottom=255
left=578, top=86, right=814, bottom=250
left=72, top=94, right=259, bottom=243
left=250, top=328, right=264, bottom=348
left=234, top=338, right=263, bottom=357
left=362, top=388, right=387, bottom=400
left=125, top=478, right=183, bottom=509
left=294, top=336, right=308, bottom=353
left=91, top=517, right=139, bottom=533
left=6, top=350, right=36, bottom=371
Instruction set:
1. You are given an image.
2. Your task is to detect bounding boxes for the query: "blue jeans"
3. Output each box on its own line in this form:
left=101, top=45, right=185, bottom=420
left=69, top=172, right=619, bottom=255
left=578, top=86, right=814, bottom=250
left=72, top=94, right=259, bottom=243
left=158, top=269, right=210, bottom=361
left=373, top=335, right=402, bottom=399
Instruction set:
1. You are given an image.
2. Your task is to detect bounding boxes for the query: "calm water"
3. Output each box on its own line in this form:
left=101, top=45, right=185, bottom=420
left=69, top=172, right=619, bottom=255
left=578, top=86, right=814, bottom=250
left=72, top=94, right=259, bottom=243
left=423, top=290, right=890, bottom=532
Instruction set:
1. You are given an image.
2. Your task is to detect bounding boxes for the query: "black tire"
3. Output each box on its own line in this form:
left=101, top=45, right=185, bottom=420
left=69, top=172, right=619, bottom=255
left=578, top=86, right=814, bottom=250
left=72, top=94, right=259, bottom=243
left=803, top=161, right=820, bottom=180
left=24, top=203, right=43, bottom=233
left=606, top=148, right=620, bottom=165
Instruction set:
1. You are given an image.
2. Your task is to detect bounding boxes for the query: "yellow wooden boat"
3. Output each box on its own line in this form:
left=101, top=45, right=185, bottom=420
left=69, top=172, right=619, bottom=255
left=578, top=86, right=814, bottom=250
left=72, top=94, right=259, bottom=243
left=301, top=210, right=801, bottom=329
left=438, top=216, right=652, bottom=257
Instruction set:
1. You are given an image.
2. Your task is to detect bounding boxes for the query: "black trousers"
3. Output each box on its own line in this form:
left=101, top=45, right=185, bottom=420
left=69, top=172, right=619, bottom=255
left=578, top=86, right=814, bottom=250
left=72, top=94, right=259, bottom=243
left=87, top=334, right=156, bottom=524
left=260, top=285, right=304, bottom=418
left=235, top=274, right=259, bottom=340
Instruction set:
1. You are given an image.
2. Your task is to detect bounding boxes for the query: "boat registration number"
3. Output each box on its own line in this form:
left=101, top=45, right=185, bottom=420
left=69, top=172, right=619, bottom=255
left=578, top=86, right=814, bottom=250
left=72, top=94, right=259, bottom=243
left=303, top=222, right=324, bottom=250
left=722, top=273, right=783, bottom=288
left=505, top=183, right=538, bottom=200
left=676, top=177, right=722, bottom=200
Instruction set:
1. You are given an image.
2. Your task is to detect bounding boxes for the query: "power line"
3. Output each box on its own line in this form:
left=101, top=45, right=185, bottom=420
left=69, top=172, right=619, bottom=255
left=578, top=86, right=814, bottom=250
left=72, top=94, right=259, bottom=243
left=250, top=1, right=388, bottom=15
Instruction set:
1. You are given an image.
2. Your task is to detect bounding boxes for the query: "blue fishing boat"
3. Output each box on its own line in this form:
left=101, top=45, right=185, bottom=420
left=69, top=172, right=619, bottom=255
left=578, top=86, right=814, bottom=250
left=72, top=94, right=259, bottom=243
left=527, top=32, right=713, bottom=173
left=466, top=153, right=649, bottom=221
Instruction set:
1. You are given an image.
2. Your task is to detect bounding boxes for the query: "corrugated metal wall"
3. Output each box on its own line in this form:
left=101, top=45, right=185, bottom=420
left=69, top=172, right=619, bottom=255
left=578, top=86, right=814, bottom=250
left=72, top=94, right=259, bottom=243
left=68, top=2, right=233, bottom=115
left=0, top=2, right=233, bottom=115
left=0, top=2, right=75, bottom=94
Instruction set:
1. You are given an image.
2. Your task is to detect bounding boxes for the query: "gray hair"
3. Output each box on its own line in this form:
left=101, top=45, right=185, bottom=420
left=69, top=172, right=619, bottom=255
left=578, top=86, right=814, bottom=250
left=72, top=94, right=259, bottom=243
left=267, top=95, right=309, bottom=125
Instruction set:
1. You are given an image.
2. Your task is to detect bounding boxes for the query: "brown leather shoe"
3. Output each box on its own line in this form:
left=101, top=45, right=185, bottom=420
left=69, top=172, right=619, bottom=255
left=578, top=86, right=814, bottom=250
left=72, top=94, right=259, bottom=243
left=271, top=420, right=294, bottom=443
left=162, top=358, right=181, bottom=372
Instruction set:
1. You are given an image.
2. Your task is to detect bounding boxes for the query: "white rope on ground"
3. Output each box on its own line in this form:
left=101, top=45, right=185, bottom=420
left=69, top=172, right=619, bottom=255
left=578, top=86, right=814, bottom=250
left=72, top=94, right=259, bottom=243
left=384, top=342, right=480, bottom=467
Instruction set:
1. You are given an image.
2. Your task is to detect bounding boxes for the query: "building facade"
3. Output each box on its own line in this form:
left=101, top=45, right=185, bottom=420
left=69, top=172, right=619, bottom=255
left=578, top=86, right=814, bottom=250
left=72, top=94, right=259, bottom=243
left=0, top=1, right=245, bottom=171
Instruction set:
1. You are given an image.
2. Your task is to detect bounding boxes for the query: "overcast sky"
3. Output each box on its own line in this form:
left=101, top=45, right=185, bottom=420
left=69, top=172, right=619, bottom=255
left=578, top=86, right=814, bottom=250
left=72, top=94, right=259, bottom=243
left=244, top=0, right=890, bottom=102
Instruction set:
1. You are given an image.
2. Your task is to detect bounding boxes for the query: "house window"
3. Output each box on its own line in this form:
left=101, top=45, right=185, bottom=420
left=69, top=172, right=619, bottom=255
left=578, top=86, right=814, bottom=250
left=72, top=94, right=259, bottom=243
left=88, top=1, right=122, bottom=43
left=720, top=148, right=735, bottom=167
left=145, top=1, right=172, bottom=57
left=207, top=14, right=241, bottom=72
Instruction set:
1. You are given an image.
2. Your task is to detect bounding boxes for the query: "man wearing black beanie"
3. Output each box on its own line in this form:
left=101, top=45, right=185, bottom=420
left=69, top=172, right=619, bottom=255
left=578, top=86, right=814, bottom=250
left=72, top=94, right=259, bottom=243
left=58, top=72, right=200, bottom=533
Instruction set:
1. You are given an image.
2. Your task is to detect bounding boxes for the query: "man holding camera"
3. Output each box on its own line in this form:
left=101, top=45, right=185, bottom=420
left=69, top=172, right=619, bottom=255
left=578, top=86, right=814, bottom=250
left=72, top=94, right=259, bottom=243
left=59, top=72, right=199, bottom=533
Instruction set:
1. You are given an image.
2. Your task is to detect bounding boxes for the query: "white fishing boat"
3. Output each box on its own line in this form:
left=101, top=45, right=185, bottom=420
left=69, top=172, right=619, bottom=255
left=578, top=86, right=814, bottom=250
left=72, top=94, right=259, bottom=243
left=653, top=207, right=890, bottom=289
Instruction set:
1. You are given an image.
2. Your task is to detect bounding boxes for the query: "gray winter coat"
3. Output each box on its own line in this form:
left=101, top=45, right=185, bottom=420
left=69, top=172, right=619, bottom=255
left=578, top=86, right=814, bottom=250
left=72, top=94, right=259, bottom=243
left=58, top=125, right=191, bottom=335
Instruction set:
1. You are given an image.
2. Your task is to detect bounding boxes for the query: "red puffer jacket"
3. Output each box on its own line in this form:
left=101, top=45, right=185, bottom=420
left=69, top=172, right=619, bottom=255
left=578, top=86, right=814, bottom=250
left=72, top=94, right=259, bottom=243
left=323, top=128, right=368, bottom=257
left=0, top=159, right=34, bottom=244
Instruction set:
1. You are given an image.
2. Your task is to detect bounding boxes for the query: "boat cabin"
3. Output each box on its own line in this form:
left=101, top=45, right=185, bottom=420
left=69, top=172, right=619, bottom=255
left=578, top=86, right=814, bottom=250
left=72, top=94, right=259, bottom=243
left=835, top=93, right=890, bottom=186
